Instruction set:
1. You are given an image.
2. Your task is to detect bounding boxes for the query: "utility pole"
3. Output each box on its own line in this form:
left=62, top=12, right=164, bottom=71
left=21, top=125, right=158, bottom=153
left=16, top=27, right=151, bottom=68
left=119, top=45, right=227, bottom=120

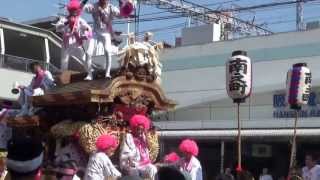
left=296, top=0, right=304, bottom=31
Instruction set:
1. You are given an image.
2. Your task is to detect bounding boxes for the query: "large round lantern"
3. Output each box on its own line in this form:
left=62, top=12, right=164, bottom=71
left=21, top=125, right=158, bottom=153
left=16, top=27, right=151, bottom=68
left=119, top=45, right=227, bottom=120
left=226, top=50, right=252, bottom=103
left=286, top=63, right=312, bottom=110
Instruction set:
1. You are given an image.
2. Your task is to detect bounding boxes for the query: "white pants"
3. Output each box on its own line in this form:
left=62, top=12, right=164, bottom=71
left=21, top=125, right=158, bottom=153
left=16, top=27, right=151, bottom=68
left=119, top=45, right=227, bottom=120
left=87, top=32, right=113, bottom=77
left=61, top=45, right=88, bottom=71
left=128, top=164, right=157, bottom=180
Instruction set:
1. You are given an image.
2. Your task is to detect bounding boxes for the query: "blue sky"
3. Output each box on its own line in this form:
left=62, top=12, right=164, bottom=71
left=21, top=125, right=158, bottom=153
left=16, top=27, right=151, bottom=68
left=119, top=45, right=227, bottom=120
left=1, top=0, right=320, bottom=44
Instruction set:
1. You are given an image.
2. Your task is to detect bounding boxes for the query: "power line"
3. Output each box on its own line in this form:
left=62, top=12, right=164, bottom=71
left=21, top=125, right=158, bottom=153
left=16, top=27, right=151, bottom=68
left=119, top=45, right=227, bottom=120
left=137, top=22, right=186, bottom=35
left=213, top=0, right=320, bottom=12
left=259, top=15, right=320, bottom=25
left=202, top=0, right=242, bottom=7
left=182, top=0, right=273, bottom=33
left=139, top=0, right=273, bottom=35
left=113, top=14, right=185, bottom=24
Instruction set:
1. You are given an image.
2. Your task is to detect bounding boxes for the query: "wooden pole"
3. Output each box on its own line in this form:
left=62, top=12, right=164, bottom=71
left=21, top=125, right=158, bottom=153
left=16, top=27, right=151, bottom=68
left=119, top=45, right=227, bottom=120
left=237, top=102, right=242, bottom=175
left=289, top=110, right=298, bottom=173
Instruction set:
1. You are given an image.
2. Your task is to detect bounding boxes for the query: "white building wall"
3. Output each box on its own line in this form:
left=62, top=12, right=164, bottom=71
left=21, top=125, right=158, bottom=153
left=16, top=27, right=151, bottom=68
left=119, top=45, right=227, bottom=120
left=156, top=28, right=320, bottom=130
left=0, top=69, right=33, bottom=100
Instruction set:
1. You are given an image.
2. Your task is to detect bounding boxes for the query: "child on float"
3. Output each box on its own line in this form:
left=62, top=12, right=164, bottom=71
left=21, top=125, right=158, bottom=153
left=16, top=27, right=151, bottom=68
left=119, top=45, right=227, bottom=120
left=16, top=62, right=55, bottom=116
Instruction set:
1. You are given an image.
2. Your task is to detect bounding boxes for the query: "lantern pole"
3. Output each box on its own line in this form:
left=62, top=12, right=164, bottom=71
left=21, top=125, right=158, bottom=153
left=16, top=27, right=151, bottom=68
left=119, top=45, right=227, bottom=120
left=286, top=62, right=311, bottom=178
left=289, top=110, right=299, bottom=172
left=220, top=141, right=225, bottom=174
left=226, top=50, right=251, bottom=178
left=236, top=102, right=242, bottom=175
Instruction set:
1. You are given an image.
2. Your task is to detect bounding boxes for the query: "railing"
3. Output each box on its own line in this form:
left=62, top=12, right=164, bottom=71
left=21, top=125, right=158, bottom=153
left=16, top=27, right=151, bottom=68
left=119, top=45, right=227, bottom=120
left=154, top=118, right=320, bottom=130
left=0, top=54, right=60, bottom=74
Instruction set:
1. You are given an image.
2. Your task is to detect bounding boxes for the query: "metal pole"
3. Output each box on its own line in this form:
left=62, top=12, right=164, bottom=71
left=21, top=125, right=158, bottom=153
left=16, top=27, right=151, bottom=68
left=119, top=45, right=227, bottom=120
left=0, top=28, right=4, bottom=68
left=0, top=28, right=5, bottom=55
left=237, top=102, right=242, bottom=174
left=220, top=141, right=225, bottom=174
left=187, top=16, right=191, bottom=27
left=44, top=38, right=50, bottom=71
left=127, top=18, right=130, bottom=45
left=296, top=0, right=304, bottom=31
left=289, top=110, right=298, bottom=171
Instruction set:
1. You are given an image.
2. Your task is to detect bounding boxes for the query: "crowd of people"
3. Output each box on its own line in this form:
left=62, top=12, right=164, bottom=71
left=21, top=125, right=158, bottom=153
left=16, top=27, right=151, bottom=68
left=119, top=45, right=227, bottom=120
left=0, top=112, right=203, bottom=180
left=214, top=153, right=320, bottom=180
left=1, top=133, right=320, bottom=180
left=0, top=136, right=203, bottom=180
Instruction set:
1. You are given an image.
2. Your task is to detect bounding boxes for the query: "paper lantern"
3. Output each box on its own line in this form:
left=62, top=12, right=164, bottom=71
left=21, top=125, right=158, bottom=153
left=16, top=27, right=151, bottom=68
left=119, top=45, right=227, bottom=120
left=286, top=63, right=311, bottom=110
left=120, top=0, right=135, bottom=17
left=226, top=50, right=252, bottom=103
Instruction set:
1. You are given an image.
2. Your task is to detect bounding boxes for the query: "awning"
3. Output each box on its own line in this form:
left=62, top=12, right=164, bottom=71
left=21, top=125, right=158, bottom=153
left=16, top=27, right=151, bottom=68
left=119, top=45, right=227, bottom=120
left=159, top=128, right=320, bottom=139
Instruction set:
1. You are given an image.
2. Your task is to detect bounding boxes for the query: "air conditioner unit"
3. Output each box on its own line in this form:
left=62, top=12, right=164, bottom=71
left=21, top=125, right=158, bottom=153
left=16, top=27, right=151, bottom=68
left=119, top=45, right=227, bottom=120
left=252, top=144, right=272, bottom=158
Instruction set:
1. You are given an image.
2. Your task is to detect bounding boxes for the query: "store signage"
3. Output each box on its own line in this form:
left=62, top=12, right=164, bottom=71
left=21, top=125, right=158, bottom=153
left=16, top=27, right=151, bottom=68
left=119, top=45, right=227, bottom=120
left=273, top=92, right=320, bottom=118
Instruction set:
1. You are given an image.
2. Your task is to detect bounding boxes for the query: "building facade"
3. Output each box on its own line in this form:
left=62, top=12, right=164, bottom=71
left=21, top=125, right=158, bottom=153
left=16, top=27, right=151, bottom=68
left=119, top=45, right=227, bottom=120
left=156, top=28, right=320, bottom=179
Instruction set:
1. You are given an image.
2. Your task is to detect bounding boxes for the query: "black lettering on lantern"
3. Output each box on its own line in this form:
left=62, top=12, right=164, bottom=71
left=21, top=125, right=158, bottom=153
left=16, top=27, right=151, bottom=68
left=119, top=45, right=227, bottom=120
left=229, top=58, right=248, bottom=74
left=302, top=94, right=310, bottom=101
left=305, top=72, right=311, bottom=84
left=229, top=73, right=247, bottom=95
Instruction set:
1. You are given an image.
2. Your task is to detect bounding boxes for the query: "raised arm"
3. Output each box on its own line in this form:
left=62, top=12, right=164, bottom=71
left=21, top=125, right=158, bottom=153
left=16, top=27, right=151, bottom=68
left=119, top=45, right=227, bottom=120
left=110, top=4, right=121, bottom=18
left=83, top=3, right=94, bottom=14
left=55, top=17, right=68, bottom=33
left=79, top=18, right=93, bottom=38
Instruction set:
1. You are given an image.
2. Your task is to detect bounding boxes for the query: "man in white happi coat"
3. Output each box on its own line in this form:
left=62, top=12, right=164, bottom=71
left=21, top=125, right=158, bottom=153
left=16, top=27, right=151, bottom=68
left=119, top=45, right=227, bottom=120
left=16, top=62, right=55, bottom=116
left=120, top=115, right=157, bottom=180
left=85, top=134, right=121, bottom=180
left=302, top=153, right=320, bottom=180
left=259, top=168, right=272, bottom=180
left=83, top=0, right=122, bottom=80
left=55, top=0, right=92, bottom=71
left=178, top=139, right=203, bottom=180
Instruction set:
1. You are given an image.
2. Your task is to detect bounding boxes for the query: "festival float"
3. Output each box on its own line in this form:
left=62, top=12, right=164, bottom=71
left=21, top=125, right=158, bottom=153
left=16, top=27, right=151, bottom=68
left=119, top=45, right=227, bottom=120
left=4, top=34, right=176, bottom=175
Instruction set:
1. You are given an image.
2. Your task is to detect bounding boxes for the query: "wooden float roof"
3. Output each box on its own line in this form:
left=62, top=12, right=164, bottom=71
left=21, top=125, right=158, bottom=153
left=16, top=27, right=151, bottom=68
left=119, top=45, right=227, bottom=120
left=32, top=76, right=176, bottom=110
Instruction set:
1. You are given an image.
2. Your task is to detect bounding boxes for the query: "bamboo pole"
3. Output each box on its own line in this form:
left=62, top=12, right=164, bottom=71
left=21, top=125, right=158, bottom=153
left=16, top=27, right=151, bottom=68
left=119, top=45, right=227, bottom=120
left=289, top=110, right=298, bottom=173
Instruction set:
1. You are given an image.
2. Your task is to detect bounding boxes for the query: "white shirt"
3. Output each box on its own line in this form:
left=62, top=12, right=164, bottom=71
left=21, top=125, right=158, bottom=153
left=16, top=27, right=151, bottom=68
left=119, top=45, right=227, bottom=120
left=259, top=174, right=273, bottom=180
left=302, top=165, right=320, bottom=180
left=84, top=152, right=121, bottom=180
left=55, top=17, right=92, bottom=47
left=0, top=170, right=7, bottom=180
left=84, top=3, right=120, bottom=33
left=72, top=174, right=81, bottom=180
left=179, top=156, right=203, bottom=180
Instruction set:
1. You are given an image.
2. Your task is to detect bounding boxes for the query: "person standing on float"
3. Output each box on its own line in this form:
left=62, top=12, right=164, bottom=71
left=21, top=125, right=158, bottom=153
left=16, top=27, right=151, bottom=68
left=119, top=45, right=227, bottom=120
left=83, top=0, right=123, bottom=80
left=56, top=0, right=92, bottom=71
